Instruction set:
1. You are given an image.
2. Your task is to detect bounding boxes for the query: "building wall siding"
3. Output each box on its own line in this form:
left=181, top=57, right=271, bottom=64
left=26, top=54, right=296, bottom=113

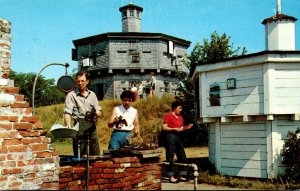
left=201, top=64, right=264, bottom=117
left=219, top=122, right=267, bottom=178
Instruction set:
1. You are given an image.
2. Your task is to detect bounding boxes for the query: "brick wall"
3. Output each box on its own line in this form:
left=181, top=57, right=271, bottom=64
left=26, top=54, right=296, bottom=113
left=59, top=156, right=162, bottom=190
left=0, top=18, right=60, bottom=190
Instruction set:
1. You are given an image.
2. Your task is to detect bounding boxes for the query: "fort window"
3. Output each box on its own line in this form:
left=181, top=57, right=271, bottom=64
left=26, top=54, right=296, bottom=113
left=132, top=55, right=140, bottom=63
left=130, top=10, right=134, bottom=16
left=122, top=11, right=126, bottom=18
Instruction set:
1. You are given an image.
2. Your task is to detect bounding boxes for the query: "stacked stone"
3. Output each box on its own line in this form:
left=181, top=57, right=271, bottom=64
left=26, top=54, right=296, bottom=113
left=59, top=156, right=162, bottom=190
left=0, top=18, right=11, bottom=80
left=0, top=19, right=60, bottom=190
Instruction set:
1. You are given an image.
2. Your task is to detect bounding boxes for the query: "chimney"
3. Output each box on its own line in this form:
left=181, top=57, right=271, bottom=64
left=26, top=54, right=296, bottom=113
left=262, top=0, right=297, bottom=51
left=119, top=3, right=143, bottom=32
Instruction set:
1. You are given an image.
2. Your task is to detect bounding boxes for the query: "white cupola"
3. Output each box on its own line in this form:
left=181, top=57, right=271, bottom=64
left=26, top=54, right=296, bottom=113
left=119, top=3, right=143, bottom=32
left=262, top=0, right=297, bottom=51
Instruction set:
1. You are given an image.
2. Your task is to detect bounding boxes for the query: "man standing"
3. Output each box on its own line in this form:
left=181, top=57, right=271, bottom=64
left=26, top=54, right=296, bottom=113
left=108, top=90, right=140, bottom=149
left=64, top=71, right=102, bottom=157
left=150, top=72, right=156, bottom=97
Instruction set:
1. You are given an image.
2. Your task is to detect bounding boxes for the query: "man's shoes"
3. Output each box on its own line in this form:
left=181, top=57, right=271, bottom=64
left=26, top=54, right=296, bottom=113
left=169, top=176, right=178, bottom=183
left=179, top=176, right=187, bottom=182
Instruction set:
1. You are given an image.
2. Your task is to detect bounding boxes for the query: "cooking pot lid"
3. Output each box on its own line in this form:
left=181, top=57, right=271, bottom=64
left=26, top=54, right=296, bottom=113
left=57, top=75, right=75, bottom=93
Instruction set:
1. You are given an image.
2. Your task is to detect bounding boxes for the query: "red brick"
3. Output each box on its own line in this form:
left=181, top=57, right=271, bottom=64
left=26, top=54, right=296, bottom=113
left=41, top=182, right=58, bottom=189
left=131, top=163, right=142, bottom=167
left=0, top=155, right=6, bottom=161
left=35, top=151, right=52, bottom=158
left=72, top=173, right=84, bottom=180
left=111, top=182, right=126, bottom=188
left=0, top=87, right=19, bottom=94
left=0, top=177, right=8, bottom=181
left=17, top=161, right=26, bottom=167
left=147, top=182, right=161, bottom=190
left=21, top=116, right=38, bottom=123
left=135, top=186, right=148, bottom=190
left=90, top=174, right=101, bottom=179
left=92, top=168, right=102, bottom=173
left=112, top=157, right=138, bottom=163
left=93, top=161, right=119, bottom=168
left=113, top=173, right=125, bottom=179
left=87, top=185, right=99, bottom=190
left=59, top=166, right=73, bottom=173
left=122, top=175, right=136, bottom=182
left=2, top=168, right=22, bottom=174
left=123, top=185, right=132, bottom=190
left=100, top=173, right=114, bottom=179
left=0, top=116, right=18, bottom=122
left=19, top=130, right=39, bottom=137
left=72, top=167, right=85, bottom=173
left=13, top=122, right=33, bottom=130
left=29, top=143, right=48, bottom=151
left=124, top=172, right=136, bottom=177
left=11, top=102, right=29, bottom=108
left=22, top=137, right=42, bottom=144
left=8, top=182, right=22, bottom=188
left=2, top=139, right=22, bottom=146
left=0, top=123, right=12, bottom=130
left=135, top=167, right=144, bottom=172
left=8, top=145, right=29, bottom=152
left=0, top=145, right=8, bottom=153
left=33, top=121, right=43, bottom=129
left=68, top=180, right=81, bottom=187
left=59, top=183, right=67, bottom=189
left=59, top=177, right=73, bottom=183
left=98, top=184, right=111, bottom=190
left=124, top=167, right=136, bottom=173
left=70, top=186, right=84, bottom=190
left=25, top=108, right=32, bottom=115
left=102, top=168, right=115, bottom=173
left=15, top=95, right=24, bottom=101
left=143, top=180, right=155, bottom=186
left=95, top=178, right=109, bottom=185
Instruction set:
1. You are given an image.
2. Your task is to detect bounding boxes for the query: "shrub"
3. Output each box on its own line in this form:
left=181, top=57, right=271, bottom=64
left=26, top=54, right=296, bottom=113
left=281, top=128, right=300, bottom=184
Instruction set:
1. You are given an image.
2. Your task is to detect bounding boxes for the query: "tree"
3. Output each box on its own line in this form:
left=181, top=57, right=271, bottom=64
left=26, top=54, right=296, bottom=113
left=190, top=31, right=247, bottom=65
left=9, top=70, right=66, bottom=107
left=175, top=31, right=247, bottom=146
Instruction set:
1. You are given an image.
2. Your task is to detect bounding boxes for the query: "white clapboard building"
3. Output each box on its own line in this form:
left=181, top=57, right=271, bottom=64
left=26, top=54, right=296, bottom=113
left=191, top=1, right=299, bottom=178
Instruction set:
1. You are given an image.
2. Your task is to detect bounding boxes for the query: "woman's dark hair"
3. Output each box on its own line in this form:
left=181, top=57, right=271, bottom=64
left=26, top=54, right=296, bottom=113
left=76, top=71, right=90, bottom=80
left=120, top=90, right=134, bottom=101
left=171, top=100, right=183, bottom=110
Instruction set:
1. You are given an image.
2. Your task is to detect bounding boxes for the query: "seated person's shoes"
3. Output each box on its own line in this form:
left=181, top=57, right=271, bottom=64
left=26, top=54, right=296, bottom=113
left=169, top=176, right=178, bottom=183
left=179, top=176, right=187, bottom=182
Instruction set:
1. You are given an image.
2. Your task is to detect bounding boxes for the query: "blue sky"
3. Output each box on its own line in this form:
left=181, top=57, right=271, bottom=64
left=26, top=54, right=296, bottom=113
left=1, top=0, right=300, bottom=80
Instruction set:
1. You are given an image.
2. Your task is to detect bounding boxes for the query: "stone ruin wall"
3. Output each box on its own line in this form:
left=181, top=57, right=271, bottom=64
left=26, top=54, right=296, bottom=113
left=0, top=18, right=60, bottom=190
